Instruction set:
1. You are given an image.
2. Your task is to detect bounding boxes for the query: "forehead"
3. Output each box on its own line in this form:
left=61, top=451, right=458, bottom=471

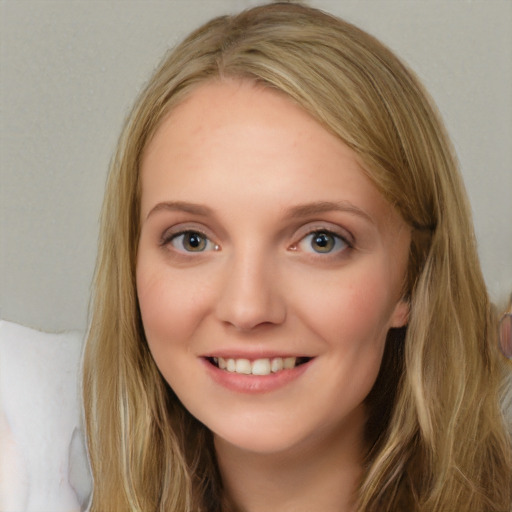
left=139, top=79, right=400, bottom=229
left=144, top=79, right=330, bottom=162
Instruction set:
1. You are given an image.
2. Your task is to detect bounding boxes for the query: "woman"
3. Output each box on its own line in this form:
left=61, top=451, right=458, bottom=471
left=83, top=3, right=512, bottom=511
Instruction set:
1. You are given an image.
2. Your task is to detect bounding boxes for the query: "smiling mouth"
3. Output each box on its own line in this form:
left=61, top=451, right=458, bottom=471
left=206, top=356, right=312, bottom=376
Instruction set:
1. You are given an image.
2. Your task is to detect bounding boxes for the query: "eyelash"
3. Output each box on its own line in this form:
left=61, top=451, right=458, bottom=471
left=161, top=229, right=217, bottom=253
left=160, top=227, right=353, bottom=257
left=293, top=229, right=352, bottom=256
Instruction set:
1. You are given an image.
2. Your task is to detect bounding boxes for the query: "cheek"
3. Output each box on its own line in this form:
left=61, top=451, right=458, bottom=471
left=136, top=264, right=214, bottom=399
left=304, top=270, right=396, bottom=410
left=136, top=262, right=208, bottom=352
left=297, top=265, right=399, bottom=349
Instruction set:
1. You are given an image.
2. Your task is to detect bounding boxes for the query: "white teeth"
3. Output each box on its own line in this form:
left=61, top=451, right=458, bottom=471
left=270, top=358, right=283, bottom=372
left=215, top=356, right=299, bottom=375
left=251, top=359, right=271, bottom=376
left=235, top=359, right=252, bottom=374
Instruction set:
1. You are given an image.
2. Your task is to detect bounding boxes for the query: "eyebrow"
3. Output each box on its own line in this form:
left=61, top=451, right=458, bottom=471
left=283, top=201, right=375, bottom=224
left=146, top=200, right=374, bottom=224
left=146, top=201, right=214, bottom=220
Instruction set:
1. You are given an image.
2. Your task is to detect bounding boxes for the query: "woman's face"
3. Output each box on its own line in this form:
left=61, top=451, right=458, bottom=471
left=137, top=80, right=410, bottom=456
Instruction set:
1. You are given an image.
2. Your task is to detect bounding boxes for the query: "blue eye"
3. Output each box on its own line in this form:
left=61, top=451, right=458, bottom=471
left=299, top=231, right=348, bottom=254
left=170, top=231, right=215, bottom=252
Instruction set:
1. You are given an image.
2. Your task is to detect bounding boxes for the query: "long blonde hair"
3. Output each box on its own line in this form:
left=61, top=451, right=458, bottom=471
left=83, top=3, right=512, bottom=511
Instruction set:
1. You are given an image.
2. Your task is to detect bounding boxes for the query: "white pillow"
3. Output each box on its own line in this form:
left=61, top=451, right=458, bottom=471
left=0, top=320, right=91, bottom=512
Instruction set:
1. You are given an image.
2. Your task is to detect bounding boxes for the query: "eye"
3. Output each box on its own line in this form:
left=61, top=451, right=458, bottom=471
left=168, top=230, right=217, bottom=253
left=297, top=230, right=349, bottom=254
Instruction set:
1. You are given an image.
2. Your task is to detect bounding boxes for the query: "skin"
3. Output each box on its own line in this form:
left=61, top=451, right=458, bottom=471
left=137, top=79, right=411, bottom=511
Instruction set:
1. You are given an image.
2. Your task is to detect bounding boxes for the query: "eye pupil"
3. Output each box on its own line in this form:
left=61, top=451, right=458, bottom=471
left=312, top=232, right=334, bottom=253
left=184, top=232, right=206, bottom=251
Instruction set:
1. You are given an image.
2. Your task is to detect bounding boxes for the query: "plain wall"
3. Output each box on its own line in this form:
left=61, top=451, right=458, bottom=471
left=1, top=0, right=511, bottom=332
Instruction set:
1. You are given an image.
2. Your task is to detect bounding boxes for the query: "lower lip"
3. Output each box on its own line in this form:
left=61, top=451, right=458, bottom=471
left=201, top=358, right=313, bottom=394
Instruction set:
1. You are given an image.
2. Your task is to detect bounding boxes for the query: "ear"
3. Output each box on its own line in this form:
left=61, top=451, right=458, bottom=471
left=390, top=298, right=410, bottom=328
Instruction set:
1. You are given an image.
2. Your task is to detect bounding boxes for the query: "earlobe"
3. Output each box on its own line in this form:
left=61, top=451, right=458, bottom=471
left=390, top=299, right=410, bottom=328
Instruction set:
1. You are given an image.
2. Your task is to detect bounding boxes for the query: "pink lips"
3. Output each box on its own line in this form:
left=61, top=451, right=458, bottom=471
left=201, top=356, right=313, bottom=394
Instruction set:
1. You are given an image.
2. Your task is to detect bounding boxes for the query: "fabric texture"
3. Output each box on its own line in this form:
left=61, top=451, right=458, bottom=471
left=0, top=320, right=91, bottom=512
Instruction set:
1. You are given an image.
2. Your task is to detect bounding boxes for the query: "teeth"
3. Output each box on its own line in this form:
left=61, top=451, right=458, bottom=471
left=216, top=356, right=300, bottom=375
left=284, top=357, right=296, bottom=369
left=271, top=358, right=283, bottom=372
left=226, top=358, right=236, bottom=372
left=252, top=359, right=271, bottom=375
left=235, top=359, right=252, bottom=374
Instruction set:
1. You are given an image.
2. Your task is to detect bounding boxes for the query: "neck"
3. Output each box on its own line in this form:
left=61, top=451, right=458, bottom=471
left=214, top=412, right=365, bottom=512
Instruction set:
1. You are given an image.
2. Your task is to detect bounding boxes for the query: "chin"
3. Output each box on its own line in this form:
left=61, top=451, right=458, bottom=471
left=213, top=428, right=307, bottom=456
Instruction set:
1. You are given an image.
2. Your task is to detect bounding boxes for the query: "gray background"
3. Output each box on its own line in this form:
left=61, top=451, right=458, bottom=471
left=1, top=0, right=511, bottom=333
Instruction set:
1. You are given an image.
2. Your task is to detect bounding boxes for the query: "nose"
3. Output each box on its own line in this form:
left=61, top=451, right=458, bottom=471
left=214, top=249, right=286, bottom=332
